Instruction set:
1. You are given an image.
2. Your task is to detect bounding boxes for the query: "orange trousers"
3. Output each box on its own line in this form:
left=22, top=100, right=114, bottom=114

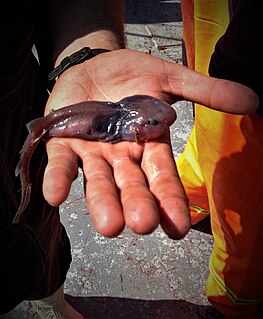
left=179, top=1, right=263, bottom=318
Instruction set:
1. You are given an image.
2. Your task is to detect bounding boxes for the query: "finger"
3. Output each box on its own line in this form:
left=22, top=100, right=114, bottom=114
left=165, top=62, right=259, bottom=114
left=83, top=153, right=125, bottom=238
left=142, top=135, right=191, bottom=239
left=112, top=155, right=160, bottom=235
left=43, top=138, right=79, bottom=206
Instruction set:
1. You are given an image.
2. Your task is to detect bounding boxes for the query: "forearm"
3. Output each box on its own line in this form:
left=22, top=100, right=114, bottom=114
left=47, top=0, right=125, bottom=66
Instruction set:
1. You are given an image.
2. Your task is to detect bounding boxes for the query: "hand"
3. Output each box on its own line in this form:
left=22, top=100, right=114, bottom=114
left=43, top=49, right=258, bottom=239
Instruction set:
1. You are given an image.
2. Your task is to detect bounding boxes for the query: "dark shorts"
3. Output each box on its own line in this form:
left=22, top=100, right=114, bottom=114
left=0, top=54, right=71, bottom=314
left=209, top=0, right=263, bottom=115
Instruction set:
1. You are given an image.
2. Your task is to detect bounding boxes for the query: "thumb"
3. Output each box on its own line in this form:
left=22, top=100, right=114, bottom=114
left=166, top=63, right=259, bottom=114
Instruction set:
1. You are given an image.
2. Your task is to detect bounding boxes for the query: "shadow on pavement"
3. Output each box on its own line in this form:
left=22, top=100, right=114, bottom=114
left=66, top=295, right=224, bottom=319
left=191, top=216, right=212, bottom=235
left=125, top=0, right=182, bottom=24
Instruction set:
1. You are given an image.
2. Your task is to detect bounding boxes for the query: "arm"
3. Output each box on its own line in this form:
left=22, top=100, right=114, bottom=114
left=42, top=3, right=258, bottom=240
left=43, top=0, right=193, bottom=239
left=47, top=0, right=125, bottom=64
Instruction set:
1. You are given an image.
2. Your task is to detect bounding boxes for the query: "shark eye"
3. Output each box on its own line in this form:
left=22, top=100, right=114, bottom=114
left=147, top=118, right=159, bottom=126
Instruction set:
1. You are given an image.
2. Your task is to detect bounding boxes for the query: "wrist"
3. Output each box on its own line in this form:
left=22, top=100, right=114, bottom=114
left=54, top=30, right=125, bottom=67
left=48, top=47, right=111, bottom=81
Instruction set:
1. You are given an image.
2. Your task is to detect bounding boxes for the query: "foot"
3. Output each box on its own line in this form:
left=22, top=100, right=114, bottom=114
left=30, top=285, right=86, bottom=319
left=31, top=299, right=86, bottom=319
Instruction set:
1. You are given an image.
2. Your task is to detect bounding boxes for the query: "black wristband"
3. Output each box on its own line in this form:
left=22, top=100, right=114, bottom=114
left=48, top=47, right=111, bottom=81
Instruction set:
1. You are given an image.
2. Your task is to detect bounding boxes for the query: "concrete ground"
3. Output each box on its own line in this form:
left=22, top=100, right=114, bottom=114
left=1, top=1, right=224, bottom=318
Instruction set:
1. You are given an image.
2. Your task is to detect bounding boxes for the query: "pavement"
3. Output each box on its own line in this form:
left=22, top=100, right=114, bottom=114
left=1, top=1, right=224, bottom=318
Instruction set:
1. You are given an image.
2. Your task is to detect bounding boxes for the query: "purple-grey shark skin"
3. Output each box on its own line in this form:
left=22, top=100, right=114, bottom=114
left=13, top=95, right=176, bottom=223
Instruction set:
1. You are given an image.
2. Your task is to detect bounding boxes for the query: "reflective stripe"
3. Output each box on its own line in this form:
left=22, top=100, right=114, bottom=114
left=189, top=204, right=210, bottom=225
left=190, top=204, right=210, bottom=215
left=209, top=259, right=262, bottom=305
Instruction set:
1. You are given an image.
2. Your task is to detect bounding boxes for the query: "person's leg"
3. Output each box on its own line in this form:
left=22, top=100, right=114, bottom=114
left=176, top=128, right=210, bottom=224
left=0, top=54, right=84, bottom=318
left=179, top=0, right=209, bottom=225
left=200, top=110, right=263, bottom=319
left=179, top=1, right=263, bottom=317
left=178, top=0, right=229, bottom=225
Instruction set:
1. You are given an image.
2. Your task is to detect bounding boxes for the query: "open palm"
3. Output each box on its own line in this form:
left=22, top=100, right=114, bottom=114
left=44, top=49, right=258, bottom=238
